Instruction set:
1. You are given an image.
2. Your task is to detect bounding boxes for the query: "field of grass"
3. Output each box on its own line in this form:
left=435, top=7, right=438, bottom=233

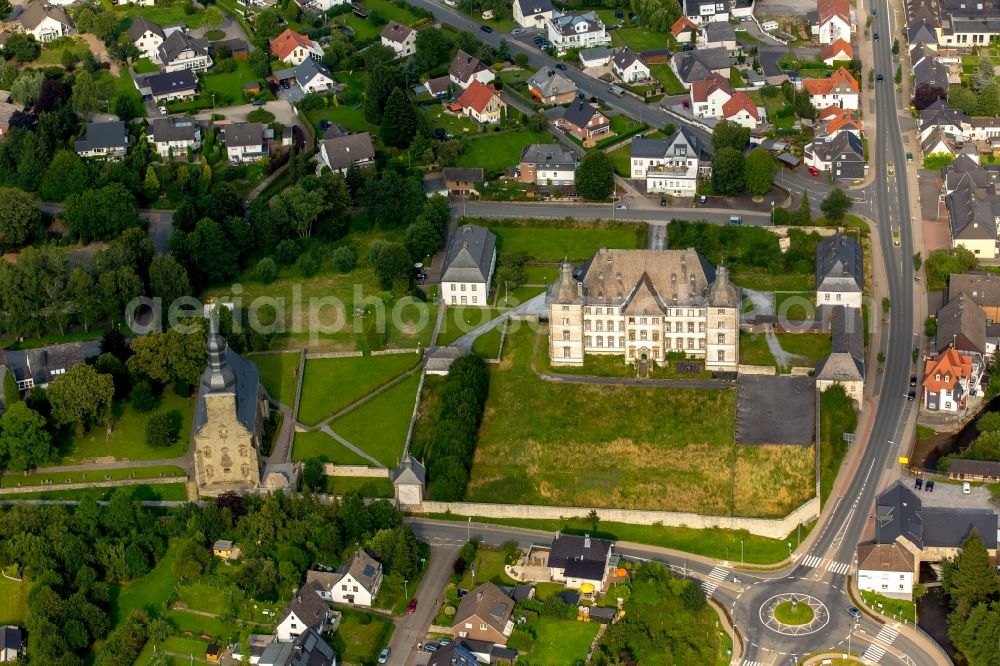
left=649, top=63, right=687, bottom=95
left=298, top=353, right=419, bottom=425
left=133, top=58, right=160, bottom=74
left=610, top=27, right=673, bottom=52
left=37, top=38, right=91, bottom=66
left=110, top=0, right=212, bottom=28
left=175, top=581, right=229, bottom=616
left=330, top=0, right=419, bottom=42
left=516, top=617, right=601, bottom=664
left=327, top=608, right=394, bottom=666
left=861, top=590, right=916, bottom=623
left=95, top=70, right=146, bottom=117
left=819, top=386, right=856, bottom=505
left=251, top=352, right=299, bottom=407
left=111, top=540, right=181, bottom=625
left=733, top=268, right=814, bottom=292
left=201, top=59, right=261, bottom=105
left=328, top=372, right=421, bottom=467
left=58, top=392, right=195, bottom=463
left=456, top=130, right=555, bottom=176
left=472, top=325, right=504, bottom=359
left=734, top=444, right=815, bottom=517
left=304, top=102, right=379, bottom=138
left=1, top=483, right=188, bottom=501
left=0, top=465, right=186, bottom=489
left=0, top=576, right=29, bottom=626
left=479, top=220, right=644, bottom=261
left=292, top=430, right=372, bottom=464
left=321, top=475, right=393, bottom=497
left=608, top=141, right=632, bottom=178
left=436, top=307, right=501, bottom=346
left=421, top=106, right=478, bottom=136
left=740, top=332, right=830, bottom=370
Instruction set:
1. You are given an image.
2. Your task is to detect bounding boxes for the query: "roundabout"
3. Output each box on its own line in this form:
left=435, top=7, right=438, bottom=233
left=758, top=593, right=830, bottom=636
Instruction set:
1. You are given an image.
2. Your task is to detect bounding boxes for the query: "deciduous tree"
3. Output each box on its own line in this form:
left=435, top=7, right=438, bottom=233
left=820, top=187, right=852, bottom=221
left=744, top=146, right=775, bottom=197
left=711, top=146, right=746, bottom=196
left=711, top=119, right=750, bottom=152
left=575, top=150, right=615, bottom=200
left=126, top=326, right=207, bottom=387
left=47, top=364, right=114, bottom=431
left=0, top=187, right=42, bottom=248
left=0, top=402, right=52, bottom=471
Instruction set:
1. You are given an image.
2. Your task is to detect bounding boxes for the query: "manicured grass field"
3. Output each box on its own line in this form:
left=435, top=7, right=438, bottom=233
left=95, top=70, right=146, bottom=117
left=110, top=0, right=212, bottom=28
left=305, top=103, right=379, bottom=137
left=251, top=352, right=300, bottom=407
left=608, top=141, right=632, bottom=177
left=0, top=483, right=188, bottom=501
left=472, top=325, right=504, bottom=359
left=861, top=590, right=916, bottom=623
left=0, top=576, right=30, bottom=625
left=328, top=372, right=420, bottom=467
left=480, top=221, right=644, bottom=261
left=321, top=475, right=393, bottom=497
left=291, top=430, right=372, bottom=464
left=456, top=130, right=555, bottom=177
left=298, top=353, right=419, bottom=425
left=112, top=540, right=182, bottom=625
left=611, top=26, right=674, bottom=52
left=0, top=465, right=186, bottom=489
left=58, top=391, right=195, bottom=463
left=422, top=107, right=478, bottom=136
left=774, top=601, right=814, bottom=624
left=327, top=608, right=394, bottom=666
left=649, top=63, right=687, bottom=95
left=133, top=58, right=160, bottom=74
left=175, top=580, right=229, bottom=616
left=201, top=60, right=261, bottom=105
left=739, top=332, right=828, bottom=369
left=436, top=307, right=501, bottom=346
left=733, top=268, right=814, bottom=291
left=166, top=608, right=238, bottom=641
left=819, top=386, right=856, bottom=505
left=37, top=38, right=91, bottom=66
left=331, top=0, right=419, bottom=42
left=519, top=617, right=601, bottom=665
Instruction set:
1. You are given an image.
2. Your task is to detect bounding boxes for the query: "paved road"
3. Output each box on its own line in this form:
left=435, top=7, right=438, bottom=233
left=385, top=544, right=460, bottom=666
left=454, top=201, right=773, bottom=225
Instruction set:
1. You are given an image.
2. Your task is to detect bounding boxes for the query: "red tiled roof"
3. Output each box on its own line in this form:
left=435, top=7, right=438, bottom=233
left=825, top=107, right=862, bottom=134
left=671, top=15, right=698, bottom=37
left=803, top=67, right=859, bottom=95
left=722, top=91, right=759, bottom=120
left=818, top=0, right=850, bottom=24
left=458, top=80, right=499, bottom=114
left=690, top=72, right=730, bottom=102
left=820, top=38, right=854, bottom=62
left=269, top=29, right=315, bottom=61
left=923, top=349, right=973, bottom=393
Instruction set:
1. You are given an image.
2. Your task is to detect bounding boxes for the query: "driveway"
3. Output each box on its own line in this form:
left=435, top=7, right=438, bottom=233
left=189, top=16, right=253, bottom=50
left=386, top=544, right=460, bottom=666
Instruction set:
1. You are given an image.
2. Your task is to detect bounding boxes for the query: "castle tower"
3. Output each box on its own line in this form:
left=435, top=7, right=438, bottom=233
left=547, top=260, right=585, bottom=366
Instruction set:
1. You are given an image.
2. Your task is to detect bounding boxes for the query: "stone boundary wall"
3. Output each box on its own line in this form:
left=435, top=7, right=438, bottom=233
left=768, top=226, right=839, bottom=238
left=305, top=349, right=422, bottom=360
left=0, top=477, right=187, bottom=496
left=322, top=465, right=390, bottom=478
left=738, top=364, right=777, bottom=376
left=789, top=367, right=815, bottom=376
left=410, top=495, right=820, bottom=539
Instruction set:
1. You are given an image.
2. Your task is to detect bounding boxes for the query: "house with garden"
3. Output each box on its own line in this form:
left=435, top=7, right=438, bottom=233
left=10, top=2, right=74, bottom=42
left=513, top=0, right=555, bottom=28
left=0, top=626, right=23, bottom=662
left=690, top=72, right=731, bottom=118
left=457, top=81, right=505, bottom=125
left=142, top=69, right=199, bottom=103
left=699, top=21, right=738, bottom=52
left=381, top=21, right=416, bottom=58
left=547, top=533, right=616, bottom=592
left=611, top=47, right=650, bottom=83
left=441, top=224, right=497, bottom=307
left=671, top=47, right=732, bottom=89
left=820, top=38, right=853, bottom=65
left=127, top=17, right=167, bottom=62
left=722, top=92, right=761, bottom=128
left=546, top=11, right=610, bottom=53
left=803, top=67, right=859, bottom=110
left=552, top=100, right=610, bottom=142
left=0, top=342, right=87, bottom=392
left=273, top=58, right=336, bottom=94
left=276, top=582, right=335, bottom=642
left=449, top=49, right=495, bottom=89
left=527, top=67, right=577, bottom=105
left=158, top=30, right=212, bottom=73
left=856, top=541, right=915, bottom=599
left=518, top=143, right=578, bottom=185
left=684, top=0, right=729, bottom=23
left=451, top=582, right=516, bottom=645
left=306, top=549, right=383, bottom=607
left=317, top=132, right=375, bottom=174
left=815, top=305, right=864, bottom=406
left=671, top=15, right=698, bottom=41
left=815, top=233, right=863, bottom=308
left=147, top=116, right=202, bottom=157
left=224, top=122, right=268, bottom=163
left=629, top=128, right=709, bottom=196
left=816, top=0, right=851, bottom=44
left=923, top=348, right=978, bottom=413
left=803, top=132, right=866, bottom=179
left=270, top=28, right=324, bottom=65
left=75, top=121, right=129, bottom=160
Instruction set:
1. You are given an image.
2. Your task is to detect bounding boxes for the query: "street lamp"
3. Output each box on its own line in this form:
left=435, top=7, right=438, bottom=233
left=740, top=539, right=744, bottom=567
left=404, top=579, right=409, bottom=599
left=467, top=516, right=471, bottom=541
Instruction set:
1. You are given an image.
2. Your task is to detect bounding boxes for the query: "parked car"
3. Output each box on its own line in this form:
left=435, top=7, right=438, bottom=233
left=660, top=197, right=667, bottom=206
left=847, top=606, right=862, bottom=620
left=424, top=642, right=440, bottom=652
left=872, top=8, right=877, bottom=16
left=252, top=99, right=266, bottom=106
left=281, top=80, right=291, bottom=89
left=407, top=598, right=418, bottom=613
left=615, top=203, right=628, bottom=210
left=699, top=194, right=707, bottom=204
left=915, top=478, right=923, bottom=490
left=440, top=639, right=453, bottom=646
left=874, top=32, right=879, bottom=40
left=963, top=481, right=972, bottom=494
left=480, top=24, right=493, bottom=32
left=907, top=390, right=916, bottom=401
left=555, top=63, right=567, bottom=70
left=876, top=74, right=884, bottom=83
left=910, top=375, right=917, bottom=387
left=158, top=105, right=167, bottom=115
left=378, top=648, right=391, bottom=664
left=457, top=588, right=469, bottom=598
left=511, top=28, right=525, bottom=36
left=682, top=99, right=690, bottom=109
left=925, top=480, right=935, bottom=492
left=808, top=166, right=820, bottom=176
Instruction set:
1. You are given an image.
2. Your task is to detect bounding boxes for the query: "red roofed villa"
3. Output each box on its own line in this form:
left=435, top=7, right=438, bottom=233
left=457, top=80, right=506, bottom=125
left=820, top=38, right=854, bottom=65
left=923, top=349, right=978, bottom=413
left=270, top=29, right=323, bottom=66
left=722, top=91, right=760, bottom=128
left=671, top=16, right=698, bottom=42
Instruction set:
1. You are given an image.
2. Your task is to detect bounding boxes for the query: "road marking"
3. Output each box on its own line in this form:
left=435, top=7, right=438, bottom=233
left=741, top=661, right=762, bottom=666
left=826, top=560, right=851, bottom=575
left=861, top=641, right=886, bottom=663
left=801, top=555, right=823, bottom=568
left=701, top=566, right=728, bottom=596
left=875, top=625, right=899, bottom=645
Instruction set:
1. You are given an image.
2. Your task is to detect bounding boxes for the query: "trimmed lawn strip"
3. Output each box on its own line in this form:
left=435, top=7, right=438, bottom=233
left=456, top=130, right=555, bottom=177
left=819, top=387, right=856, bottom=506
left=649, top=63, right=687, bottom=95
left=519, top=616, right=599, bottom=664
left=739, top=332, right=777, bottom=367
left=321, top=475, right=393, bottom=497
left=480, top=221, right=644, bottom=261
left=0, top=483, right=188, bottom=501
left=1, top=465, right=186, bottom=489
left=292, top=430, right=372, bottom=465
left=774, top=601, right=814, bottom=624
left=201, top=59, right=261, bottom=105
left=860, top=590, right=916, bottom=623
left=251, top=352, right=300, bottom=406
left=0, top=576, right=29, bottom=626
left=776, top=333, right=832, bottom=364
left=472, top=325, right=503, bottom=358
left=733, top=268, right=814, bottom=291
left=298, top=353, right=420, bottom=425
left=329, top=372, right=421, bottom=467
left=175, top=581, right=229, bottom=615
left=327, top=607, right=394, bottom=666
left=608, top=141, right=632, bottom=177
left=436, top=307, right=501, bottom=346
left=165, top=608, right=238, bottom=642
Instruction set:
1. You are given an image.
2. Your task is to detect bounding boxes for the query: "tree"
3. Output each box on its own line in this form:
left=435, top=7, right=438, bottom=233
left=943, top=529, right=1000, bottom=615
left=363, top=43, right=398, bottom=72
left=204, top=6, right=224, bottom=27
left=0, top=0, right=10, bottom=20
left=70, top=70, right=100, bottom=113
left=711, top=146, right=746, bottom=196
left=575, top=151, right=614, bottom=200
left=820, top=188, right=852, bottom=222
left=302, top=457, right=323, bottom=490
left=146, top=410, right=182, bottom=447
left=331, top=246, right=357, bottom=273
left=112, top=93, right=141, bottom=122
left=254, top=9, right=283, bottom=40
left=182, top=218, right=239, bottom=284
left=3, top=33, right=40, bottom=62
left=3, top=371, right=19, bottom=408
left=0, top=402, right=52, bottom=471
left=67, top=267, right=101, bottom=331
left=279, top=184, right=328, bottom=239
left=9, top=70, right=44, bottom=106
left=47, top=365, right=114, bottom=431
left=374, top=242, right=412, bottom=292
left=381, top=88, right=418, bottom=148
left=64, top=184, right=143, bottom=243
left=149, top=255, right=191, bottom=307
left=972, top=56, right=996, bottom=94
left=405, top=219, right=442, bottom=261
left=711, top=119, right=751, bottom=152
left=796, top=192, right=812, bottom=225
left=0, top=187, right=41, bottom=248
left=744, top=147, right=775, bottom=197
left=126, top=326, right=207, bottom=387
left=255, top=257, right=277, bottom=284
left=40, top=149, right=90, bottom=201
left=364, top=65, right=398, bottom=124
left=414, top=26, right=451, bottom=73
left=143, top=165, right=160, bottom=200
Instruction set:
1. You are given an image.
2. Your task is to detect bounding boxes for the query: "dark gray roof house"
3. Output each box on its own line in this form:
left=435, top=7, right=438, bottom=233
left=549, top=532, right=613, bottom=581
left=812, top=133, right=866, bottom=179
left=449, top=49, right=490, bottom=85
left=948, top=271, right=1000, bottom=308
left=875, top=481, right=999, bottom=551
left=126, top=16, right=164, bottom=42
left=914, top=57, right=948, bottom=92
left=257, top=627, right=336, bottom=666
left=319, top=132, right=375, bottom=173
left=559, top=100, right=605, bottom=131
left=704, top=21, right=736, bottom=42
left=74, top=120, right=129, bottom=156
left=278, top=581, right=331, bottom=633
left=519, top=143, right=578, bottom=170
left=427, top=642, right=478, bottom=666
left=672, top=47, right=731, bottom=84
left=514, top=0, right=554, bottom=16
left=225, top=122, right=265, bottom=148
left=441, top=224, right=497, bottom=285
left=935, top=292, right=987, bottom=355
left=391, top=452, right=426, bottom=485
left=149, top=116, right=200, bottom=144
left=1, top=342, right=86, bottom=391
left=817, top=305, right=864, bottom=385
left=948, top=457, right=1000, bottom=481
left=526, top=67, right=577, bottom=100
left=0, top=625, right=22, bottom=661
left=146, top=70, right=198, bottom=98
left=948, top=180, right=1000, bottom=246
left=920, top=104, right=970, bottom=136
left=816, top=233, right=863, bottom=296
left=158, top=30, right=209, bottom=67
left=630, top=127, right=705, bottom=162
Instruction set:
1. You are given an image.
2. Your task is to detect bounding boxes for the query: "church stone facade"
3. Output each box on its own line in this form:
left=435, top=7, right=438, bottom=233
left=547, top=248, right=740, bottom=370
left=193, top=323, right=269, bottom=495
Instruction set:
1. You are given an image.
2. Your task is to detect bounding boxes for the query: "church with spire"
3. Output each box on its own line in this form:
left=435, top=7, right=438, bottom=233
left=192, top=318, right=270, bottom=495
left=546, top=248, right=740, bottom=371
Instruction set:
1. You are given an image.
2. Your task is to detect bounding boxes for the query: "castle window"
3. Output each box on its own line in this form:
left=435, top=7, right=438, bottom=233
left=718, top=350, right=725, bottom=362
left=640, top=330, right=647, bottom=341
left=563, top=318, right=569, bottom=325
left=585, top=321, right=591, bottom=331
left=563, top=347, right=570, bottom=358
left=586, top=336, right=592, bottom=346
left=651, top=318, right=659, bottom=324
left=563, top=331, right=570, bottom=341
left=596, top=307, right=603, bottom=314
left=718, top=333, right=725, bottom=344
left=203, top=448, right=211, bottom=458
left=585, top=307, right=591, bottom=314
left=596, top=337, right=603, bottom=347
left=718, top=308, right=725, bottom=314
left=628, top=331, right=635, bottom=341
left=640, top=317, right=647, bottom=325
left=652, top=331, right=659, bottom=341
left=596, top=321, right=603, bottom=331
left=606, top=320, right=614, bottom=331
left=619, top=337, right=624, bottom=347
left=687, top=322, right=695, bottom=333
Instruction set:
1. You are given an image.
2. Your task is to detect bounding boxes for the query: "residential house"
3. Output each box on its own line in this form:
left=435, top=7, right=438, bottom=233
left=922, top=126, right=958, bottom=159
left=923, top=348, right=977, bottom=412
left=553, top=100, right=609, bottom=142
left=820, top=37, right=853, bottom=65
left=948, top=271, right=1000, bottom=321
left=919, top=102, right=970, bottom=147
left=307, top=549, right=383, bottom=607
left=671, top=47, right=732, bottom=89
left=443, top=167, right=484, bottom=195
left=158, top=30, right=212, bottom=72
left=296, top=0, right=350, bottom=12
left=391, top=453, right=426, bottom=505
left=629, top=128, right=707, bottom=196
left=817, top=0, right=851, bottom=44
left=442, top=224, right=497, bottom=306
left=270, top=28, right=324, bottom=65
left=935, top=292, right=990, bottom=359
left=947, top=457, right=1000, bottom=483
left=518, top=143, right=578, bottom=186
left=75, top=121, right=129, bottom=160
left=0, top=94, right=23, bottom=139
left=803, top=132, right=866, bottom=179
left=1, top=342, right=86, bottom=391
left=699, top=20, right=737, bottom=52
left=452, top=582, right=515, bottom=645
left=144, top=69, right=199, bottom=103
left=856, top=542, right=915, bottom=599
left=513, top=0, right=555, bottom=29
left=425, top=75, right=452, bottom=98
left=913, top=56, right=948, bottom=104
left=546, top=12, right=610, bottom=53
left=0, top=627, right=22, bottom=663
left=449, top=49, right=495, bottom=89
left=12, top=3, right=73, bottom=42
left=127, top=17, right=165, bottom=62
left=671, top=15, right=698, bottom=42
left=579, top=46, right=612, bottom=68
left=816, top=305, right=865, bottom=406
left=819, top=106, right=863, bottom=139
left=722, top=92, right=760, bottom=128
left=317, top=132, right=375, bottom=174
left=684, top=0, right=729, bottom=23
left=224, top=122, right=267, bottom=163
left=944, top=157, right=1000, bottom=259
left=547, top=533, right=617, bottom=590
left=275, top=582, right=332, bottom=642
left=815, top=234, right=863, bottom=308
left=611, top=47, right=650, bottom=82
left=213, top=540, right=239, bottom=559
left=690, top=72, right=731, bottom=119
left=273, top=58, right=336, bottom=94
left=257, top=627, right=336, bottom=666
left=803, top=67, right=859, bottom=110
left=148, top=116, right=202, bottom=157
left=547, top=250, right=740, bottom=369
left=909, top=18, right=939, bottom=47
left=527, top=67, right=577, bottom=105
left=427, top=642, right=479, bottom=666
left=457, top=80, right=505, bottom=124
left=380, top=22, right=415, bottom=59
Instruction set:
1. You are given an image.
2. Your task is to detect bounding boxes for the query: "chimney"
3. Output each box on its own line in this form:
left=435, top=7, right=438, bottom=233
left=477, top=591, right=483, bottom=602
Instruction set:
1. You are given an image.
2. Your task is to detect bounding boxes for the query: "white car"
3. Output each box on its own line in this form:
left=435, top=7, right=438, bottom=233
left=615, top=203, right=628, bottom=210
left=377, top=647, right=391, bottom=664
left=158, top=105, right=167, bottom=115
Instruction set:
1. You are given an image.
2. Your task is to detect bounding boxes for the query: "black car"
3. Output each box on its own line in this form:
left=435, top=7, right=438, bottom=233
left=874, top=32, right=879, bottom=40
left=555, top=63, right=567, bottom=70
left=907, top=390, right=916, bottom=401
left=910, top=375, right=917, bottom=387
left=876, top=74, right=884, bottom=83
left=480, top=24, right=493, bottom=32
left=926, top=480, right=935, bottom=492
left=915, top=478, right=923, bottom=490
left=660, top=197, right=667, bottom=206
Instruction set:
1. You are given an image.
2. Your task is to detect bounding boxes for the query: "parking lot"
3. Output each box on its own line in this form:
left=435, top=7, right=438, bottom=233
left=909, top=476, right=997, bottom=512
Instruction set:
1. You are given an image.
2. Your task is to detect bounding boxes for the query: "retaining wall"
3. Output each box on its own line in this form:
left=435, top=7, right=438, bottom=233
left=738, top=364, right=777, bottom=376
left=0, top=476, right=188, bottom=496
left=305, top=349, right=422, bottom=360
left=322, top=464, right=390, bottom=478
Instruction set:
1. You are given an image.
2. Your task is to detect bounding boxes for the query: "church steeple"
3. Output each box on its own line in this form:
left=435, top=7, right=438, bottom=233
left=203, top=315, right=236, bottom=392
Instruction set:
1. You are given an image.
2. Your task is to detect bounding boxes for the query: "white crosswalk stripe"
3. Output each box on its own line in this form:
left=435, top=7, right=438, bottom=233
left=875, top=625, right=899, bottom=645
left=741, top=661, right=762, bottom=666
left=862, top=642, right=886, bottom=663
left=701, top=566, right=728, bottom=596
left=800, top=555, right=823, bottom=568
left=826, top=560, right=851, bottom=575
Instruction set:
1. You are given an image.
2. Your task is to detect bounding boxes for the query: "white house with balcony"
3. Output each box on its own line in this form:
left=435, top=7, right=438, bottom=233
left=546, top=12, right=610, bottom=54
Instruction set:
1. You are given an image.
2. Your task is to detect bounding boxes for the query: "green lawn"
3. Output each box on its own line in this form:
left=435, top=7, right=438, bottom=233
left=608, top=141, right=633, bottom=178
left=456, top=130, right=555, bottom=177
left=611, top=26, right=675, bottom=52
left=292, top=430, right=372, bottom=464
left=111, top=540, right=182, bottom=625
left=819, top=386, right=856, bottom=506
left=58, top=391, right=195, bottom=463
left=95, top=69, right=146, bottom=117
left=479, top=220, right=644, bottom=261
left=110, top=1, right=213, bottom=28
left=305, top=102, right=379, bottom=137
left=649, top=63, right=687, bottom=95
left=201, top=59, right=262, bottom=105
left=321, top=475, right=394, bottom=497
left=37, top=38, right=91, bottom=66
left=861, top=590, right=916, bottom=623
left=298, top=353, right=420, bottom=425
left=0, top=483, right=188, bottom=501
left=327, top=608, right=394, bottom=666
left=732, top=268, right=813, bottom=291
left=774, top=600, right=814, bottom=624
left=330, top=0, right=419, bottom=42
left=0, top=465, right=186, bottom=489
left=166, top=608, right=239, bottom=641
left=437, top=307, right=501, bottom=345
left=133, top=58, right=160, bottom=74
left=774, top=292, right=815, bottom=324
left=422, top=107, right=479, bottom=137
left=516, top=617, right=600, bottom=665
left=739, top=332, right=830, bottom=369
left=251, top=352, right=300, bottom=407
left=472, top=325, right=503, bottom=359
left=175, top=581, right=229, bottom=616
left=328, top=372, right=420, bottom=467
left=0, top=576, right=30, bottom=626
left=495, top=67, right=534, bottom=84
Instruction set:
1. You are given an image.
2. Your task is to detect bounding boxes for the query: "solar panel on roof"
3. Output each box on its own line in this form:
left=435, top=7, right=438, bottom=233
left=363, top=564, right=375, bottom=577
